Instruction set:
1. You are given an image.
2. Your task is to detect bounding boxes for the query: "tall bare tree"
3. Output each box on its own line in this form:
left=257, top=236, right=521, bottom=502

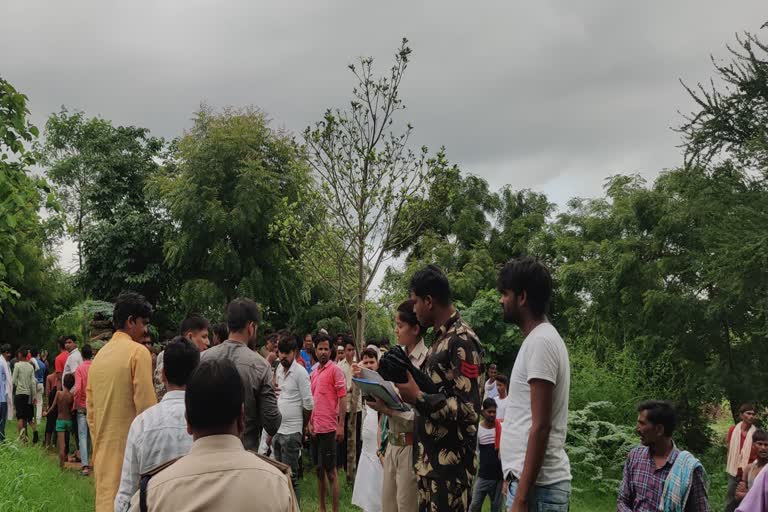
left=302, top=39, right=439, bottom=478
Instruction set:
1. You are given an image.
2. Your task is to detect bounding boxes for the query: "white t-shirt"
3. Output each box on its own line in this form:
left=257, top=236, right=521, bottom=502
left=500, top=322, right=571, bottom=485
left=484, top=379, right=498, bottom=399
left=494, top=396, right=508, bottom=421
left=478, top=424, right=496, bottom=446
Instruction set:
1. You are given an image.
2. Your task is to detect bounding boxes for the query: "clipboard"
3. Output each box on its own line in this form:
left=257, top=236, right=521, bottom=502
left=352, top=377, right=410, bottom=412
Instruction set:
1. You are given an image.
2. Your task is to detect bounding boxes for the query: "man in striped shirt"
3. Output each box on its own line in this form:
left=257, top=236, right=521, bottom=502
left=618, top=401, right=709, bottom=512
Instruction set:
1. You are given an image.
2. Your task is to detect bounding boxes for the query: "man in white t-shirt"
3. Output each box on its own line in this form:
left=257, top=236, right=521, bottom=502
left=493, top=374, right=508, bottom=421
left=484, top=363, right=498, bottom=399
left=498, top=257, right=571, bottom=512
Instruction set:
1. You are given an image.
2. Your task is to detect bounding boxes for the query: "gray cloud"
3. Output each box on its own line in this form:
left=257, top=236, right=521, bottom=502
left=2, top=0, right=765, bottom=271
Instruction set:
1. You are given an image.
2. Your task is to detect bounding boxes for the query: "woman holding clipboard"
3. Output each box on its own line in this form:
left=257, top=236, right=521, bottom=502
left=355, top=300, right=428, bottom=512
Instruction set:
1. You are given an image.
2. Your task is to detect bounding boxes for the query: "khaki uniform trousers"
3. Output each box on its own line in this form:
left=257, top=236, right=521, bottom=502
left=383, top=443, right=419, bottom=512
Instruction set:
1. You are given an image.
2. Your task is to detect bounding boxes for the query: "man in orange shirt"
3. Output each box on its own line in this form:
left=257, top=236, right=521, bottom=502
left=87, top=292, right=157, bottom=512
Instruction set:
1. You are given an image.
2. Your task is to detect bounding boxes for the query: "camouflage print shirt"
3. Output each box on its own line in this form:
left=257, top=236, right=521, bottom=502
left=413, top=311, right=483, bottom=484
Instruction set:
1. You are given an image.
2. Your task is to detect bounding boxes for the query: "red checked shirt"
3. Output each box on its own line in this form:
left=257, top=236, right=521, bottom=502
left=618, top=445, right=710, bottom=512
left=309, top=360, right=346, bottom=434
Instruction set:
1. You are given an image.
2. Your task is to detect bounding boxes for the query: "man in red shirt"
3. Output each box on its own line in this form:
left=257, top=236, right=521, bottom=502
left=74, top=344, right=93, bottom=476
left=54, top=335, right=74, bottom=390
left=726, top=403, right=758, bottom=511
left=309, top=333, right=346, bottom=512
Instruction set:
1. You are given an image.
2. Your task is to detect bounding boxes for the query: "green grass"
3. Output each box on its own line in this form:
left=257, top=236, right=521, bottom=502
left=0, top=419, right=725, bottom=512
left=1, top=420, right=93, bottom=512
left=296, top=463, right=615, bottom=512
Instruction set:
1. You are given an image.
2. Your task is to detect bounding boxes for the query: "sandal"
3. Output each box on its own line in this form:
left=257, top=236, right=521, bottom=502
left=81, top=467, right=90, bottom=476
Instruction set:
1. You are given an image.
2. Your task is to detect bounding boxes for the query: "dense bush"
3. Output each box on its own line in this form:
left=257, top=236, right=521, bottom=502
left=567, top=402, right=637, bottom=495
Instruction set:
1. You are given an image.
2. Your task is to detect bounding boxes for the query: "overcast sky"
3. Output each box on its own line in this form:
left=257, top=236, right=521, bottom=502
left=2, top=1, right=766, bottom=275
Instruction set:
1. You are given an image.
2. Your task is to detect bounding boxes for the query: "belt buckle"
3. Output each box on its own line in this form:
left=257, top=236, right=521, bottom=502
left=390, top=432, right=406, bottom=445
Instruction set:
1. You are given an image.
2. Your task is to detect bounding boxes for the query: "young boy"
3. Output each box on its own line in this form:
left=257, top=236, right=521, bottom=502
left=44, top=370, right=59, bottom=447
left=736, top=429, right=768, bottom=502
left=469, top=399, right=503, bottom=512
left=45, top=373, right=75, bottom=467
left=351, top=347, right=383, bottom=512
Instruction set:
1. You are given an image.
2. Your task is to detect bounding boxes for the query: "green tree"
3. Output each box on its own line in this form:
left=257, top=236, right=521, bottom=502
left=300, top=39, right=439, bottom=478
left=39, top=110, right=171, bottom=320
left=679, top=25, right=768, bottom=169
left=0, top=78, right=76, bottom=345
left=154, top=105, right=315, bottom=326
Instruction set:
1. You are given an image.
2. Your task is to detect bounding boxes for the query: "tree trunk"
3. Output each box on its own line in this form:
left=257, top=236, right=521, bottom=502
left=346, top=239, right=367, bottom=481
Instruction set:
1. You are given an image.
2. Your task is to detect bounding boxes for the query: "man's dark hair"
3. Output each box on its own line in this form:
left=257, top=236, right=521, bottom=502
left=81, top=345, right=93, bottom=360
left=179, top=313, right=210, bottom=336
left=740, top=403, right=756, bottom=414
left=277, top=333, right=298, bottom=354
left=16, top=346, right=27, bottom=358
left=482, top=398, right=497, bottom=410
left=113, top=292, right=153, bottom=330
left=164, top=336, right=200, bottom=386
left=496, top=374, right=509, bottom=387
left=638, top=400, right=676, bottom=437
left=488, top=363, right=497, bottom=370
left=753, top=429, right=768, bottom=443
left=343, top=335, right=356, bottom=349
left=226, top=298, right=261, bottom=332
left=0, top=344, right=10, bottom=353
left=314, top=332, right=332, bottom=348
left=30, top=347, right=39, bottom=358
left=63, top=373, right=75, bottom=390
left=409, top=265, right=452, bottom=306
left=497, top=257, right=553, bottom=318
left=57, top=336, right=66, bottom=349
left=212, top=323, right=229, bottom=342
left=186, top=359, right=244, bottom=431
left=361, top=347, right=379, bottom=361
left=379, top=336, right=390, bottom=348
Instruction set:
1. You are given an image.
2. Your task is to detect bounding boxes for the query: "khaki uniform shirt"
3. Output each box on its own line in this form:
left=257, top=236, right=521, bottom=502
left=129, top=435, right=297, bottom=512
left=388, top=340, right=428, bottom=435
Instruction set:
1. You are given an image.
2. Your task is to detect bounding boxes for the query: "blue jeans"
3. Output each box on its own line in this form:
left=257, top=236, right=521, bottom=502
left=77, top=409, right=91, bottom=467
left=506, top=478, right=570, bottom=511
left=0, top=402, right=6, bottom=442
left=469, top=477, right=503, bottom=512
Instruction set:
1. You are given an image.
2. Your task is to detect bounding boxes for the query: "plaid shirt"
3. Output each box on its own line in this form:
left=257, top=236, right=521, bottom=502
left=618, top=444, right=709, bottom=512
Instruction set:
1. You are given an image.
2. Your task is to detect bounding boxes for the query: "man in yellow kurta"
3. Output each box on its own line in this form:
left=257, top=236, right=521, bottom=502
left=87, top=292, right=157, bottom=512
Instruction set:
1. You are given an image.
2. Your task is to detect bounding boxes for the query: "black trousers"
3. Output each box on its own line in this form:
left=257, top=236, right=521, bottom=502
left=337, top=411, right=362, bottom=470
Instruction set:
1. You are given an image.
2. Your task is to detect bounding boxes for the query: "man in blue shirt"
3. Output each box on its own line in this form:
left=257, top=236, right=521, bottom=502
left=300, top=333, right=314, bottom=375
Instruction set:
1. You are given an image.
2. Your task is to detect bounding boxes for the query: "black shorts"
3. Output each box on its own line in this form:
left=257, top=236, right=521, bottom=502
left=46, top=390, right=58, bottom=433
left=14, top=394, right=33, bottom=421
left=311, top=432, right=337, bottom=471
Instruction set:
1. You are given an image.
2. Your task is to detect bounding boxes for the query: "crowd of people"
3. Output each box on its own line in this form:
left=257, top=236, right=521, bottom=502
left=0, top=257, right=766, bottom=511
